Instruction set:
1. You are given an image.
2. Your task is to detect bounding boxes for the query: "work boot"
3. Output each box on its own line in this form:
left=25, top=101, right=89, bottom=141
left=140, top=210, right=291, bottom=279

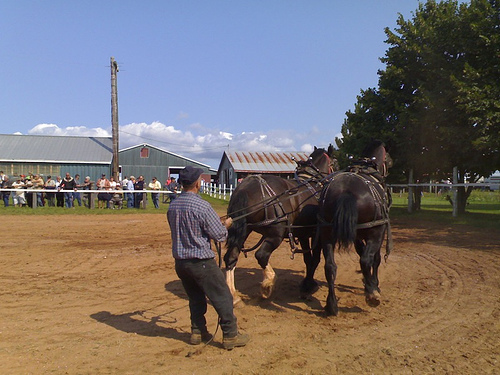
left=223, top=332, right=250, bottom=350
left=190, top=331, right=213, bottom=345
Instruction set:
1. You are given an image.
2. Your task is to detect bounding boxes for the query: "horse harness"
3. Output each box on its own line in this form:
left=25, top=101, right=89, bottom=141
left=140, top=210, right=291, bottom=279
left=321, top=158, right=394, bottom=259
left=239, top=164, right=331, bottom=258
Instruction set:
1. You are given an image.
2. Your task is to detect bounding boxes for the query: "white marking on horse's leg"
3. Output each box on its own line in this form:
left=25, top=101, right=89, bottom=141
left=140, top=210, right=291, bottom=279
left=261, top=264, right=277, bottom=299
left=225, top=268, right=242, bottom=305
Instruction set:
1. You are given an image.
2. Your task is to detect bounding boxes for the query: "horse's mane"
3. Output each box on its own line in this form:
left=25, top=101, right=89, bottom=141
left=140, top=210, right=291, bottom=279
left=361, top=140, right=386, bottom=158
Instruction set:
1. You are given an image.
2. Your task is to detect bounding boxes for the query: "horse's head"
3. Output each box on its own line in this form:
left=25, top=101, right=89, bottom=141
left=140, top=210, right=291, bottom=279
left=362, top=140, right=392, bottom=177
left=296, top=144, right=338, bottom=178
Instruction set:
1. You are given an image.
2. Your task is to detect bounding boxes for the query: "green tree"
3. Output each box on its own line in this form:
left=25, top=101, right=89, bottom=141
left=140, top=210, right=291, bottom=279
left=338, top=0, right=500, bottom=214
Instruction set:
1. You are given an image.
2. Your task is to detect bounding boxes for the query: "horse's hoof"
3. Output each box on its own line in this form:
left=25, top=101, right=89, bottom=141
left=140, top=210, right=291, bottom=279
left=324, top=305, right=339, bottom=317
left=261, top=274, right=277, bottom=299
left=365, top=290, right=381, bottom=307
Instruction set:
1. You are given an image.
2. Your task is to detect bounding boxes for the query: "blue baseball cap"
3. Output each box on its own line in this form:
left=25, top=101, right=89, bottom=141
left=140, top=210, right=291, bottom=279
left=179, top=166, right=203, bottom=185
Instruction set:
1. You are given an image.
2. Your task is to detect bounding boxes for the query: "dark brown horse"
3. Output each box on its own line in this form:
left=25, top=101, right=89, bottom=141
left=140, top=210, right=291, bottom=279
left=224, top=145, right=337, bottom=304
left=318, top=140, right=393, bottom=316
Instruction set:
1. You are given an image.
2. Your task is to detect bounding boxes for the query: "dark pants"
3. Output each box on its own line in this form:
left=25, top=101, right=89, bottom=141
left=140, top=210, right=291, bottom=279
left=56, top=192, right=64, bottom=207
left=151, top=192, right=159, bottom=208
left=175, top=258, right=237, bottom=337
left=134, top=192, right=144, bottom=208
left=3, top=193, right=10, bottom=207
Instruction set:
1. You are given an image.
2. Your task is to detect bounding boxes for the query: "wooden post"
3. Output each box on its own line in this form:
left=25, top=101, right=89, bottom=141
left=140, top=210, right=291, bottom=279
left=408, top=169, right=414, bottom=213
left=32, top=191, right=37, bottom=209
left=90, top=192, right=96, bottom=209
left=110, top=57, right=119, bottom=182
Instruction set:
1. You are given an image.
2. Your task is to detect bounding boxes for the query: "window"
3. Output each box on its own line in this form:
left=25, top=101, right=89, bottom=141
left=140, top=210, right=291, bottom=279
left=140, top=147, right=149, bottom=158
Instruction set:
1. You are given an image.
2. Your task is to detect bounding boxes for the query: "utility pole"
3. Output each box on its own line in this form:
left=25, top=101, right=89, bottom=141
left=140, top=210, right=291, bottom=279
left=111, top=56, right=119, bottom=181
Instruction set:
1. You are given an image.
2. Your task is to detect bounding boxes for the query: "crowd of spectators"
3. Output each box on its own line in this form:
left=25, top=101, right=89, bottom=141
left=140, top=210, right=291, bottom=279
left=0, top=171, right=181, bottom=209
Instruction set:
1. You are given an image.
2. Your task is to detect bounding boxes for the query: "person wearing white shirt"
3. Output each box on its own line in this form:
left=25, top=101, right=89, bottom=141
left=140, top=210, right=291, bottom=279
left=148, top=177, right=162, bottom=209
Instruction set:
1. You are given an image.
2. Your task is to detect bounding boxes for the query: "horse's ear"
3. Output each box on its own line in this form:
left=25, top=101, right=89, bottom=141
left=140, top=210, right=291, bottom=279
left=314, top=146, right=317, bottom=151
left=327, top=144, right=334, bottom=156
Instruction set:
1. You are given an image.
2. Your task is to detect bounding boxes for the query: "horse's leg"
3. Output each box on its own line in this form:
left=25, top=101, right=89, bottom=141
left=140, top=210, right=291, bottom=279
left=321, top=227, right=338, bottom=316
left=356, top=235, right=383, bottom=307
left=224, top=231, right=250, bottom=305
left=300, top=236, right=321, bottom=297
left=225, top=268, right=242, bottom=305
left=255, top=233, right=282, bottom=299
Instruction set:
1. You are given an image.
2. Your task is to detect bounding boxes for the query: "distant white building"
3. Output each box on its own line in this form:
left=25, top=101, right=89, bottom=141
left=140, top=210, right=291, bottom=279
left=485, top=170, right=500, bottom=191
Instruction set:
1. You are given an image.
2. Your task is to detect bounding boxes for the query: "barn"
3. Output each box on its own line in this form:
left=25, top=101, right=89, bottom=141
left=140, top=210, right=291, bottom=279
left=119, top=143, right=215, bottom=186
left=217, top=150, right=309, bottom=187
left=0, top=135, right=215, bottom=187
left=0, top=134, right=113, bottom=181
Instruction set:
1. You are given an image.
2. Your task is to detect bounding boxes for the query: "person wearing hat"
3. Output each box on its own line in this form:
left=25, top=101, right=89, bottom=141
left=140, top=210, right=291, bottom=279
left=167, top=166, right=249, bottom=350
left=148, top=177, right=162, bottom=209
left=44, top=175, right=57, bottom=207
left=167, top=177, right=179, bottom=203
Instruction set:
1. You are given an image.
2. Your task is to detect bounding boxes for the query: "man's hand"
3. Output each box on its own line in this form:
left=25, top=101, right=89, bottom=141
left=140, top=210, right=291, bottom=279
left=222, top=217, right=233, bottom=229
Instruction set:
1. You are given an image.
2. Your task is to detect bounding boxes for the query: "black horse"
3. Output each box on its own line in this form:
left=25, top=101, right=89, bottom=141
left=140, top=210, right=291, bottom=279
left=318, top=140, right=393, bottom=316
left=224, top=145, right=337, bottom=304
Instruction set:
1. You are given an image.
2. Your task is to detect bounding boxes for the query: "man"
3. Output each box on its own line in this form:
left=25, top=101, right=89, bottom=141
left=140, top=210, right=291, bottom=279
left=44, top=175, right=57, bottom=207
left=167, top=166, right=249, bottom=350
left=126, top=176, right=135, bottom=208
left=73, top=174, right=82, bottom=206
left=55, top=176, right=64, bottom=207
left=167, top=177, right=179, bottom=203
left=0, top=170, right=5, bottom=202
left=148, top=177, right=162, bottom=209
left=134, top=175, right=145, bottom=208
left=60, top=173, right=77, bottom=208
left=1, top=175, right=11, bottom=206
left=32, top=174, right=44, bottom=207
left=81, top=176, right=93, bottom=208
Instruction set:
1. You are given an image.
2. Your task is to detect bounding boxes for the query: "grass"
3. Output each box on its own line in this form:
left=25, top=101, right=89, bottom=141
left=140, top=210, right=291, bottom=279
left=390, top=190, right=500, bottom=230
left=0, top=193, right=229, bottom=216
left=1, top=190, right=498, bottom=231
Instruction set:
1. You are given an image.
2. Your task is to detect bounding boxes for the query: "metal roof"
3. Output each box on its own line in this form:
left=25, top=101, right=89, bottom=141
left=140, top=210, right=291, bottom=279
left=0, top=134, right=113, bottom=164
left=224, top=151, right=309, bottom=173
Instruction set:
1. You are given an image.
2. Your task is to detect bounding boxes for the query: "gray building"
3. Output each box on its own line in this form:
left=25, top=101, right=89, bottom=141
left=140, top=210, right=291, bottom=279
left=217, top=150, right=309, bottom=187
left=0, top=134, right=113, bottom=182
left=119, top=143, right=215, bottom=186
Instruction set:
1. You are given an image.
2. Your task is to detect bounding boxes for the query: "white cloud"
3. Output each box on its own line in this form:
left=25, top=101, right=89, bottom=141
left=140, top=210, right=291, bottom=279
left=301, top=143, right=314, bottom=153
left=28, top=123, right=110, bottom=137
left=27, top=121, right=335, bottom=168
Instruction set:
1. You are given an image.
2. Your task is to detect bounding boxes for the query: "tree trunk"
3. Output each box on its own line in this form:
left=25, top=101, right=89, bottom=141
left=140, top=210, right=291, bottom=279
left=456, top=186, right=473, bottom=215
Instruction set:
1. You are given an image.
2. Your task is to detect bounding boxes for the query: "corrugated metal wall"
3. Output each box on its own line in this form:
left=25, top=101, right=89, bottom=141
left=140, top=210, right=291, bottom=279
left=0, top=162, right=111, bottom=184
left=119, top=145, right=212, bottom=187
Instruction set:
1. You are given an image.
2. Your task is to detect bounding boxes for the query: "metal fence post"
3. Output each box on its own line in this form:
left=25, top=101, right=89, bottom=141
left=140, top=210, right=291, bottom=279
left=452, top=166, right=458, bottom=217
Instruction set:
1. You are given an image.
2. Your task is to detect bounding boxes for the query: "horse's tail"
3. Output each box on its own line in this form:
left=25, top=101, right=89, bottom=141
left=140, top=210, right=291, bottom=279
left=331, top=192, right=358, bottom=251
left=225, top=190, right=249, bottom=269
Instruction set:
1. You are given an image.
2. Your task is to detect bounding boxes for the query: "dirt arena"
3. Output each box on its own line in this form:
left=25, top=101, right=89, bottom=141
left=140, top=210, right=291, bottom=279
left=1, top=211, right=499, bottom=374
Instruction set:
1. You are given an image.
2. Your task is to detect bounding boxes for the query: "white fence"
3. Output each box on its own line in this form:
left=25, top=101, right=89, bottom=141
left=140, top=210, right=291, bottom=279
left=201, top=182, right=234, bottom=201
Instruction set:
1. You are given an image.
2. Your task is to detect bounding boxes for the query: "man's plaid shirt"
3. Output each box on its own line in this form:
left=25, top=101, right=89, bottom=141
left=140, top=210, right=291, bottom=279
left=167, top=191, right=228, bottom=259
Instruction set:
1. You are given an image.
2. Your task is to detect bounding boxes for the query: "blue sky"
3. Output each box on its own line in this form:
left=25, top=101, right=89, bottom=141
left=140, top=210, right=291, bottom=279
left=1, top=0, right=423, bottom=168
